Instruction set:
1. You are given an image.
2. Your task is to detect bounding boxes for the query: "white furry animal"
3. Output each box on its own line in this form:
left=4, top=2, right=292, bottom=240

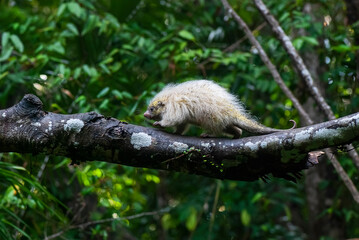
left=144, top=80, right=295, bottom=138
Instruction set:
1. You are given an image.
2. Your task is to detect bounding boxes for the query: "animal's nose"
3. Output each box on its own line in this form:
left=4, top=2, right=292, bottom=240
left=144, top=111, right=151, bottom=119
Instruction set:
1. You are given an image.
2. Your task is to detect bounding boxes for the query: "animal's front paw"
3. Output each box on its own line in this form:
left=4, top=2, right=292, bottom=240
left=153, top=121, right=163, bottom=128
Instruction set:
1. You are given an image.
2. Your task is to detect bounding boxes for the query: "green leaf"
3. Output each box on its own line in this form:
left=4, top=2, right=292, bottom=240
left=48, top=42, right=65, bottom=55
left=331, top=44, right=352, bottom=52
left=121, top=91, right=133, bottom=99
left=2, top=219, right=31, bottom=239
left=99, top=99, right=109, bottom=109
left=82, top=15, right=99, bottom=35
left=294, top=36, right=319, bottom=49
left=284, top=205, right=292, bottom=221
left=99, top=63, right=111, bottom=74
left=50, top=103, right=66, bottom=113
left=279, top=12, right=290, bottom=23
left=78, top=0, right=95, bottom=10
left=185, top=208, right=197, bottom=231
left=0, top=46, right=14, bottom=62
left=293, top=38, right=304, bottom=50
left=302, top=36, right=319, bottom=46
left=58, top=64, right=66, bottom=74
left=161, top=214, right=174, bottom=230
left=0, top=71, right=9, bottom=80
left=179, top=30, right=195, bottom=41
left=67, top=2, right=82, bottom=18
left=67, top=23, right=79, bottom=36
left=83, top=64, right=91, bottom=76
left=251, top=192, right=263, bottom=203
left=73, top=67, right=82, bottom=79
left=74, top=95, right=86, bottom=103
left=97, top=87, right=110, bottom=98
left=241, top=209, right=251, bottom=226
left=57, top=3, right=67, bottom=16
left=112, top=90, right=123, bottom=100
left=1, top=32, right=10, bottom=48
left=105, top=13, right=120, bottom=29
left=100, top=57, right=113, bottom=65
left=10, top=34, right=24, bottom=52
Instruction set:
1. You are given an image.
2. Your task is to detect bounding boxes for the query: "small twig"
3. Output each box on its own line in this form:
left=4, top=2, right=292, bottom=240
left=162, top=153, right=187, bottom=164
left=67, top=77, right=90, bottom=114
left=223, top=22, right=267, bottom=53
left=208, top=180, right=221, bottom=240
left=188, top=184, right=216, bottom=240
left=36, top=155, right=49, bottom=180
left=162, top=148, right=203, bottom=164
left=18, top=156, right=50, bottom=232
left=44, top=208, right=170, bottom=240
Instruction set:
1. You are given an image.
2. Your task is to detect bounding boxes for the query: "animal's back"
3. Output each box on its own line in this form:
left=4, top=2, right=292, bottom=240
left=157, top=80, right=247, bottom=135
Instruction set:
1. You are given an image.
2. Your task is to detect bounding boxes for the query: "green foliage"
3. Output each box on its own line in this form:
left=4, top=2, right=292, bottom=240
left=0, top=158, right=67, bottom=239
left=1, top=0, right=359, bottom=239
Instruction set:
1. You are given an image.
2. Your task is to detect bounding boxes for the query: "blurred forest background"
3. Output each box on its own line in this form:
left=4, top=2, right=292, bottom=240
left=1, top=0, right=359, bottom=239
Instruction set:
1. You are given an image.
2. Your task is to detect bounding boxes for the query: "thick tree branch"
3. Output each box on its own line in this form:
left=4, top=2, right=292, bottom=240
left=2, top=95, right=359, bottom=183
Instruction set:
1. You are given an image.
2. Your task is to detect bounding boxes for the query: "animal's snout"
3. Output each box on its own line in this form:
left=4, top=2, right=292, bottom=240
left=144, top=111, right=151, bottom=119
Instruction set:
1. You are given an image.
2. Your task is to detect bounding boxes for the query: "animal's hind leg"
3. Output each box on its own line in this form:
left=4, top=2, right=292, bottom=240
left=225, top=125, right=242, bottom=139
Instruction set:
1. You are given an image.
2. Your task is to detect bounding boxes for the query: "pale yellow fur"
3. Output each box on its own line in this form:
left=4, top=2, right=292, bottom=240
left=147, top=80, right=293, bottom=137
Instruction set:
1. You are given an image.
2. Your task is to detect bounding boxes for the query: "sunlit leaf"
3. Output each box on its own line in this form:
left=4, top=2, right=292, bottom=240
left=185, top=208, right=197, bottom=231
left=302, top=36, right=319, bottom=46
left=67, top=23, right=79, bottom=36
left=178, top=30, right=195, bottom=41
left=67, top=2, right=83, bottom=18
left=99, top=99, right=109, bottom=109
left=10, top=34, right=24, bottom=53
left=279, top=12, right=290, bottom=23
left=82, top=15, right=99, bottom=35
left=0, top=46, right=13, bottom=62
left=1, top=32, right=10, bottom=48
left=47, top=42, right=65, bottom=55
left=57, top=3, right=67, bottom=16
left=112, top=89, right=123, bottom=100
left=161, top=214, right=173, bottom=230
left=121, top=91, right=133, bottom=99
left=331, top=44, right=352, bottom=52
left=0, top=71, right=9, bottom=80
left=97, top=87, right=110, bottom=98
left=241, top=209, right=251, bottom=226
left=251, top=192, right=263, bottom=203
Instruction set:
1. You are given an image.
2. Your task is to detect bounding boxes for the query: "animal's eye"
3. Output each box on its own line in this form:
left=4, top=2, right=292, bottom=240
left=150, top=107, right=155, bottom=112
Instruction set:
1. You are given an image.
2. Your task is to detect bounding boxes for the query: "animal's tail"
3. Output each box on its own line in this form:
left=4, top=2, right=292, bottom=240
left=235, top=117, right=296, bottom=135
left=288, top=119, right=296, bottom=129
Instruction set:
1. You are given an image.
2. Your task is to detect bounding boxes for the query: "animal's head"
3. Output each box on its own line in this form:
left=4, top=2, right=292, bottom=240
left=144, top=100, right=165, bottom=120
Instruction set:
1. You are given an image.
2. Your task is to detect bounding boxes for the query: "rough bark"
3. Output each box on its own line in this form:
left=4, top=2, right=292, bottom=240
left=1, top=94, right=359, bottom=182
